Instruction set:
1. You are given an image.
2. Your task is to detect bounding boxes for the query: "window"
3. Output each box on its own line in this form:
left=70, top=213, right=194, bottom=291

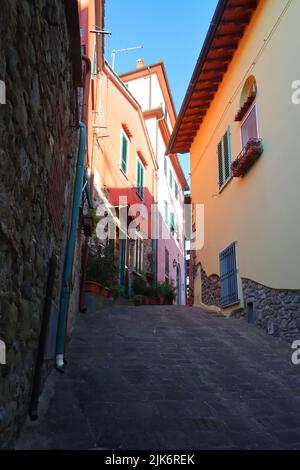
left=165, top=248, right=169, bottom=277
left=164, top=156, right=167, bottom=178
left=241, top=104, right=258, bottom=148
left=136, top=157, right=145, bottom=199
left=120, top=131, right=129, bottom=175
left=135, top=238, right=143, bottom=273
left=169, top=169, right=173, bottom=189
left=219, top=242, right=239, bottom=307
left=174, top=182, right=178, bottom=200
left=170, top=211, right=175, bottom=232
left=164, top=201, right=168, bottom=224
left=217, top=128, right=232, bottom=189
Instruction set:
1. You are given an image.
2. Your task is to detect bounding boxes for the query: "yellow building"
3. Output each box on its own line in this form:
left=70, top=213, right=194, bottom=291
left=167, top=0, right=300, bottom=340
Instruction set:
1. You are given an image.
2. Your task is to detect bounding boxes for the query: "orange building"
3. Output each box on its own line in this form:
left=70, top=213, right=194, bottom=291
left=91, top=62, right=158, bottom=293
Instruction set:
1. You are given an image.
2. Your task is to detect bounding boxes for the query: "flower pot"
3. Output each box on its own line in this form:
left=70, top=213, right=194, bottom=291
left=101, top=287, right=110, bottom=298
left=85, top=281, right=110, bottom=298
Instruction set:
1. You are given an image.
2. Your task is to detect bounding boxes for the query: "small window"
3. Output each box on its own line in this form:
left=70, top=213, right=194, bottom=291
left=217, top=128, right=232, bottom=189
left=219, top=242, right=239, bottom=307
left=136, top=157, right=145, bottom=199
left=241, top=104, right=258, bottom=148
left=174, top=182, right=178, bottom=200
left=169, top=169, right=173, bottom=189
left=120, top=131, right=129, bottom=175
left=170, top=211, right=175, bottom=232
left=164, top=201, right=168, bottom=224
left=164, top=156, right=167, bottom=178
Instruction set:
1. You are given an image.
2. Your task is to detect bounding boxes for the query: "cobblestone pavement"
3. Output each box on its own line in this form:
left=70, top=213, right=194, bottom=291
left=17, top=304, right=300, bottom=449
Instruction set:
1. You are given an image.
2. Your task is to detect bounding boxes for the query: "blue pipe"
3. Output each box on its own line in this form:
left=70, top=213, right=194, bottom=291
left=56, top=122, right=87, bottom=370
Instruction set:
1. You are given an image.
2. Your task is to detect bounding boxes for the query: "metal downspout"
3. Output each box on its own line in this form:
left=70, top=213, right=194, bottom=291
left=79, top=55, right=92, bottom=312
left=55, top=121, right=87, bottom=371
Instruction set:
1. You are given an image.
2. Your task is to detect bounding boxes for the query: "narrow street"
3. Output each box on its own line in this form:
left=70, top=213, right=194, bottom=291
left=17, top=302, right=300, bottom=450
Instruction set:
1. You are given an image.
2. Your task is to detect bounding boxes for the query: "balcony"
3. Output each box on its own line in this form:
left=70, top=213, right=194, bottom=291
left=231, top=138, right=263, bottom=177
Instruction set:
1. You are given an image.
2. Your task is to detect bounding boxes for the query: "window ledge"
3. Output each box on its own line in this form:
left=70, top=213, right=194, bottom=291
left=218, top=175, right=233, bottom=194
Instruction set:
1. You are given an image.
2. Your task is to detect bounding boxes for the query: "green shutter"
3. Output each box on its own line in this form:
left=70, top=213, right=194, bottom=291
left=141, top=164, right=144, bottom=188
left=170, top=212, right=175, bottom=231
left=164, top=156, right=167, bottom=177
left=217, top=141, right=223, bottom=188
left=223, top=130, right=231, bottom=181
left=92, top=39, right=97, bottom=80
left=121, top=134, right=128, bottom=174
left=169, top=170, right=173, bottom=189
left=164, top=201, right=168, bottom=224
left=175, top=182, right=178, bottom=199
left=137, top=159, right=144, bottom=198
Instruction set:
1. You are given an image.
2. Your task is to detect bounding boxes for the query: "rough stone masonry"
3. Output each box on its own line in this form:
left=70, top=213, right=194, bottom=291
left=0, top=0, right=82, bottom=448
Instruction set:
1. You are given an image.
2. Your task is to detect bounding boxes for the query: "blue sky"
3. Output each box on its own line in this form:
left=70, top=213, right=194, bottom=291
left=104, top=0, right=219, bottom=181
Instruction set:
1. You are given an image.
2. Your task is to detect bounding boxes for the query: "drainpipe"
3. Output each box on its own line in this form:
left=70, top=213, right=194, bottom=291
left=56, top=121, right=87, bottom=371
left=29, top=254, right=57, bottom=420
left=79, top=55, right=92, bottom=312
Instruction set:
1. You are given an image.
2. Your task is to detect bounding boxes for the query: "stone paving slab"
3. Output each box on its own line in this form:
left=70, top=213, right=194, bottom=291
left=16, top=305, right=300, bottom=449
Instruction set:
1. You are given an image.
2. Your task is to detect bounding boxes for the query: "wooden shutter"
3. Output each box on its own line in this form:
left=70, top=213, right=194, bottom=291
left=218, top=129, right=231, bottom=188
left=217, top=141, right=223, bottom=188
left=164, top=201, right=168, bottom=224
left=219, top=242, right=239, bottom=307
left=137, top=159, right=144, bottom=198
left=170, top=212, right=175, bottom=231
left=223, top=130, right=231, bottom=181
left=175, top=182, right=178, bottom=199
left=121, top=134, right=128, bottom=174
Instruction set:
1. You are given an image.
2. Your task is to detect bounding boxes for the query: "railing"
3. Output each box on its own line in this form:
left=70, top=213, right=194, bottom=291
left=231, top=138, right=263, bottom=177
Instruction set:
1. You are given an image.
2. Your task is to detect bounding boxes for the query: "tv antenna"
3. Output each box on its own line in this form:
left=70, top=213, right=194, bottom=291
left=111, top=45, right=143, bottom=71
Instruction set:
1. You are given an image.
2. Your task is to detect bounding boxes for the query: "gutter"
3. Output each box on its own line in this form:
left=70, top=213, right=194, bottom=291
left=56, top=121, right=87, bottom=371
left=166, top=0, right=228, bottom=155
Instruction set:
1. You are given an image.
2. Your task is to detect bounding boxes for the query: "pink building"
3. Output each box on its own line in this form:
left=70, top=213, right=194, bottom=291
left=121, top=62, right=189, bottom=304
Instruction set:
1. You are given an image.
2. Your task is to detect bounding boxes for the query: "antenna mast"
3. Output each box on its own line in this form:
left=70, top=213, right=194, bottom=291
left=111, top=45, right=143, bottom=71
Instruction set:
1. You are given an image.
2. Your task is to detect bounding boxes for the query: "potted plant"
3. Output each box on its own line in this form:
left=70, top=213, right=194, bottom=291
left=86, top=240, right=118, bottom=297
left=156, top=281, right=177, bottom=305
left=110, top=284, right=125, bottom=300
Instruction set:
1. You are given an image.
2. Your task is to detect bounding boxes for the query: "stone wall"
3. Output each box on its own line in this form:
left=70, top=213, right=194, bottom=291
left=237, top=278, right=300, bottom=342
left=0, top=0, right=81, bottom=448
left=200, top=265, right=221, bottom=307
